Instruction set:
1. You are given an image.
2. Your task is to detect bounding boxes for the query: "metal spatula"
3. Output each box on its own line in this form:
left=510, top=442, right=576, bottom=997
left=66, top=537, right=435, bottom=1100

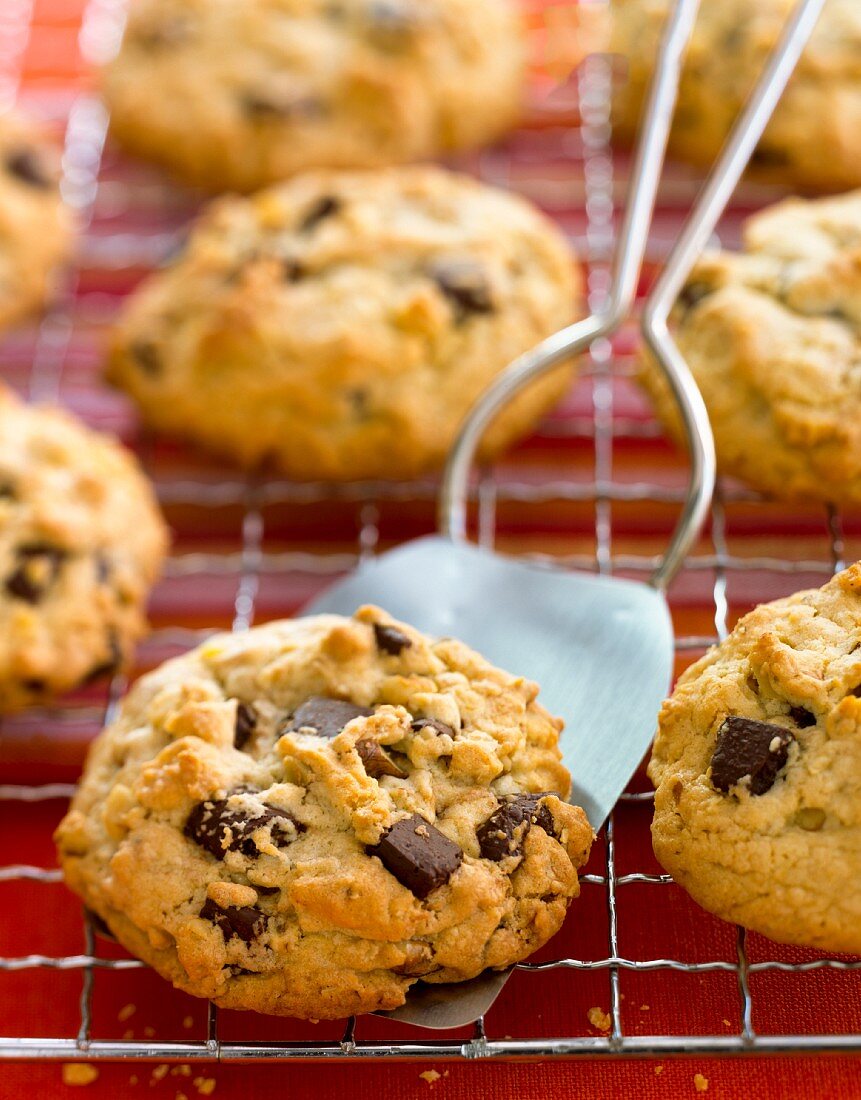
left=305, top=0, right=824, bottom=1029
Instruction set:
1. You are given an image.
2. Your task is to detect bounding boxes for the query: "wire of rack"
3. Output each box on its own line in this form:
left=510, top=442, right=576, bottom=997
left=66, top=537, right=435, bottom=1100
left=0, top=0, right=859, bottom=1063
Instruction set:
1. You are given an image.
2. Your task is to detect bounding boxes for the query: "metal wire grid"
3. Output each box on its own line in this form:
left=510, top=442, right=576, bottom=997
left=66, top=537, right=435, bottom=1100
left=0, top=0, right=860, bottom=1064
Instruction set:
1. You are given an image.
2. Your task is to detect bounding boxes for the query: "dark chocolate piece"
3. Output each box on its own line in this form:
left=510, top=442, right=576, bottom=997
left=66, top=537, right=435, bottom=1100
left=184, top=793, right=304, bottom=860
left=368, top=814, right=462, bottom=899
left=299, top=195, right=341, bottom=233
left=477, top=794, right=556, bottom=862
left=5, top=147, right=53, bottom=189
left=129, top=339, right=161, bottom=376
left=678, top=280, right=713, bottom=311
left=5, top=545, right=66, bottom=603
left=788, top=706, right=816, bottom=729
left=410, top=717, right=455, bottom=738
left=373, top=622, right=413, bottom=656
left=430, top=259, right=494, bottom=321
left=356, top=738, right=407, bottom=779
left=82, top=630, right=122, bottom=685
left=199, top=897, right=265, bottom=943
left=287, top=697, right=373, bottom=739
left=240, top=92, right=323, bottom=120
left=234, top=702, right=257, bottom=751
left=710, top=716, right=793, bottom=795
left=366, top=1, right=418, bottom=49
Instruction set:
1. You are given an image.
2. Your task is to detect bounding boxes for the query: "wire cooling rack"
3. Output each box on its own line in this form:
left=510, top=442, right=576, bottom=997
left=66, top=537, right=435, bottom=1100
left=1, top=0, right=860, bottom=1065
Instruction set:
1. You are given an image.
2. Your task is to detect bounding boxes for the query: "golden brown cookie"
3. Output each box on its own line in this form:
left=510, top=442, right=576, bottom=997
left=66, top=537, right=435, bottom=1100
left=611, top=0, right=861, bottom=192
left=56, top=606, right=593, bottom=1019
left=638, top=189, right=861, bottom=504
left=0, top=112, right=72, bottom=329
left=108, top=166, right=580, bottom=482
left=0, top=385, right=168, bottom=712
left=103, top=0, right=525, bottom=192
left=650, top=564, right=861, bottom=954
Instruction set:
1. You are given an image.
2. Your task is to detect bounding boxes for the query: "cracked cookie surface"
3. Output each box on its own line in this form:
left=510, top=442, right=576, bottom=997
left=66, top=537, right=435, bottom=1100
left=649, top=564, right=861, bottom=954
left=56, top=606, right=593, bottom=1019
left=611, top=0, right=861, bottom=192
left=638, top=189, right=861, bottom=504
left=108, top=165, right=580, bottom=481
left=0, top=111, right=72, bottom=330
left=0, top=385, right=168, bottom=711
left=103, top=0, right=525, bottom=193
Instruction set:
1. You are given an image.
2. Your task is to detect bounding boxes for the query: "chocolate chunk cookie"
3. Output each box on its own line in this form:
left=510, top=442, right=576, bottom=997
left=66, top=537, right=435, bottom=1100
left=108, top=166, right=580, bottom=481
left=638, top=189, right=861, bottom=505
left=0, top=385, right=168, bottom=711
left=611, top=0, right=861, bottom=192
left=56, top=606, right=593, bottom=1019
left=102, top=0, right=525, bottom=193
left=0, top=111, right=72, bottom=330
left=649, top=564, right=861, bottom=953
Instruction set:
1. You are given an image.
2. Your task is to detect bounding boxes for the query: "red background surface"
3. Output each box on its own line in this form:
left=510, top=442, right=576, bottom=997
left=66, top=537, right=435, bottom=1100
left=0, top=0, right=859, bottom=1096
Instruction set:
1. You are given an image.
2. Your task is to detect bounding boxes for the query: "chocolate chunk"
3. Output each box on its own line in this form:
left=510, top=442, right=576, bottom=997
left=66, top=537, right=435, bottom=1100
left=356, top=738, right=407, bottom=779
left=5, top=147, right=53, bottom=189
left=366, top=1, right=418, bottom=49
left=282, top=258, right=305, bottom=282
left=94, top=553, right=111, bottom=584
left=252, top=883, right=280, bottom=896
left=373, top=622, right=413, bottom=656
left=82, top=631, right=122, bottom=685
left=286, top=697, right=373, bottom=739
left=184, top=793, right=304, bottom=860
left=22, top=678, right=46, bottom=694
left=240, top=92, right=323, bottom=120
left=85, top=909, right=116, bottom=941
left=368, top=815, right=462, bottom=899
left=477, top=794, right=556, bottom=862
left=678, top=281, right=713, bottom=311
left=234, top=702, right=257, bottom=751
left=789, top=706, right=816, bottom=728
left=410, top=717, right=455, bottom=738
left=299, top=195, right=341, bottom=233
left=5, top=545, right=66, bottom=603
left=138, top=17, right=192, bottom=49
left=430, top=259, right=494, bottom=321
left=129, top=339, right=161, bottom=376
left=0, top=480, right=16, bottom=500
left=199, top=897, right=265, bottom=943
left=710, top=716, right=794, bottom=795
left=750, top=144, right=790, bottom=168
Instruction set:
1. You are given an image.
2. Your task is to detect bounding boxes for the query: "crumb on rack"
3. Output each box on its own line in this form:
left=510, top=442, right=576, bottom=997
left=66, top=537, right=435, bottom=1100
left=144, top=1026, right=156, bottom=1038
left=654, top=1065, right=664, bottom=1076
left=419, top=1070, right=441, bottom=1086
left=152, top=1065, right=170, bottom=1082
left=640, top=1004, right=650, bottom=1011
left=118, top=1003, right=136, bottom=1022
left=122, top=1029, right=134, bottom=1041
left=129, top=1076, right=138, bottom=1086
left=722, top=1018, right=733, bottom=1028
left=170, top=1066, right=192, bottom=1078
left=694, top=1073, right=709, bottom=1092
left=194, top=1077, right=217, bottom=1096
left=587, top=1006, right=611, bottom=1032
left=62, top=1064, right=99, bottom=1087
left=183, top=1016, right=195, bottom=1030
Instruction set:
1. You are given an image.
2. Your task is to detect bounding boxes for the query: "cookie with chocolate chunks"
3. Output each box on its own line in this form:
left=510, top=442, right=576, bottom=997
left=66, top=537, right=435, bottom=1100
left=649, top=564, right=861, bottom=955
left=56, top=606, right=593, bottom=1020
left=108, top=166, right=580, bottom=482
left=0, top=384, right=166, bottom=713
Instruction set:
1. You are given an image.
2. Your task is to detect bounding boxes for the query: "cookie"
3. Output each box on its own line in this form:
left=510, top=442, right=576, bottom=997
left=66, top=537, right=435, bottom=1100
left=55, top=605, right=593, bottom=1019
left=0, top=112, right=72, bottom=330
left=637, top=189, right=861, bottom=504
left=0, top=386, right=168, bottom=712
left=108, top=166, right=580, bottom=482
left=102, top=0, right=525, bottom=193
left=649, top=564, right=861, bottom=954
left=611, top=0, right=861, bottom=192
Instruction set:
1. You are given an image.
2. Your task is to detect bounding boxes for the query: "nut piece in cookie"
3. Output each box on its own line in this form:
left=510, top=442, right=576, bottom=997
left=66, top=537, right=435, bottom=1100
left=55, top=608, right=592, bottom=1018
left=649, top=564, right=861, bottom=954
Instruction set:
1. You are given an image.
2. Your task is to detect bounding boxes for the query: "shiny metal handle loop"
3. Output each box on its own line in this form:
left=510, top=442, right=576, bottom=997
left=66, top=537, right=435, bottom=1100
left=439, top=0, right=824, bottom=592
